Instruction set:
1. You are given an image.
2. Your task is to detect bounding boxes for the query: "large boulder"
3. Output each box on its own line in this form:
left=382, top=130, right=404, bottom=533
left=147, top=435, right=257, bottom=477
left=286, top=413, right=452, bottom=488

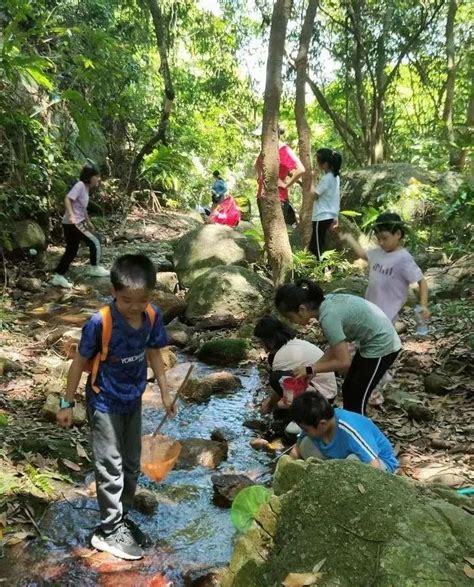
left=197, top=338, right=250, bottom=366
left=222, top=458, right=473, bottom=587
left=174, top=224, right=260, bottom=287
left=185, top=265, right=273, bottom=328
left=420, top=254, right=473, bottom=299
left=341, top=164, right=469, bottom=228
left=12, top=220, right=46, bottom=251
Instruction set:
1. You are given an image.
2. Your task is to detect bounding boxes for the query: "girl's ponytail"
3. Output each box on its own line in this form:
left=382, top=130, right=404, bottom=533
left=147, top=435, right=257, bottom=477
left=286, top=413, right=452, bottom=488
left=316, top=148, right=342, bottom=177
left=331, top=151, right=342, bottom=177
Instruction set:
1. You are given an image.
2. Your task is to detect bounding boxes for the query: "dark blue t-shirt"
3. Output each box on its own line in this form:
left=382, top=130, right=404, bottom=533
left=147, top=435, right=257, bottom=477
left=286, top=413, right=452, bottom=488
left=298, top=408, right=399, bottom=473
left=79, top=302, right=168, bottom=414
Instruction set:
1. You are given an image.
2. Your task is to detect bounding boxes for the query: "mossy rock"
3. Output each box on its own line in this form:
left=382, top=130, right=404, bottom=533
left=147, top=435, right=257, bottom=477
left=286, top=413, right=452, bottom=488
left=197, top=338, right=250, bottom=366
left=223, top=459, right=474, bottom=587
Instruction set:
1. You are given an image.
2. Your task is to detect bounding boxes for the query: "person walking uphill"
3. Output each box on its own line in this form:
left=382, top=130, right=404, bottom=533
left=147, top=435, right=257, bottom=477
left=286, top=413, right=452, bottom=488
left=57, top=254, right=176, bottom=560
left=309, top=148, right=342, bottom=261
left=275, top=279, right=401, bottom=415
left=50, top=164, right=109, bottom=288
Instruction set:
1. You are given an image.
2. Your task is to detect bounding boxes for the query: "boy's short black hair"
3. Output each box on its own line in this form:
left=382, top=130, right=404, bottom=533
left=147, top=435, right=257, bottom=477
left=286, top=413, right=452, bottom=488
left=79, top=164, right=100, bottom=184
left=373, top=212, right=405, bottom=238
left=111, top=254, right=156, bottom=291
left=291, top=391, right=335, bottom=427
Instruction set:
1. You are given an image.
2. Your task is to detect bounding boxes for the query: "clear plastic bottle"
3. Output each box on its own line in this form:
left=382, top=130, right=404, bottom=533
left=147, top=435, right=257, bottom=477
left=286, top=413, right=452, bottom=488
left=414, top=305, right=429, bottom=336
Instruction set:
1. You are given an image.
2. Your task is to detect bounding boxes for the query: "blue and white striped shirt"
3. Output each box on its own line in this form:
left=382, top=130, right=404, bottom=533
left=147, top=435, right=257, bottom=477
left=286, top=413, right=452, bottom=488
left=299, top=408, right=398, bottom=473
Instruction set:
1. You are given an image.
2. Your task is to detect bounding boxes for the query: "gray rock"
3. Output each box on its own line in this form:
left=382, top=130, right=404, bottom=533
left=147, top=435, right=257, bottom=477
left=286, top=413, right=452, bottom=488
left=424, top=373, right=452, bottom=395
left=422, top=254, right=473, bottom=299
left=222, top=457, right=474, bottom=587
left=181, top=372, right=241, bottom=403
left=211, top=474, right=255, bottom=508
left=156, top=271, right=179, bottom=293
left=177, top=438, right=228, bottom=469
left=13, top=220, right=46, bottom=251
left=185, top=265, right=272, bottom=327
left=153, top=291, right=187, bottom=324
left=174, top=224, right=261, bottom=287
left=16, top=277, right=44, bottom=292
left=133, top=489, right=158, bottom=515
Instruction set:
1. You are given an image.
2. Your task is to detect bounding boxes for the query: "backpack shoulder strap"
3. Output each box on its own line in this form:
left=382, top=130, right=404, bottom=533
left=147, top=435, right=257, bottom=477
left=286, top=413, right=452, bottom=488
left=90, top=306, right=112, bottom=394
left=99, top=306, right=112, bottom=360
left=145, top=304, right=156, bottom=327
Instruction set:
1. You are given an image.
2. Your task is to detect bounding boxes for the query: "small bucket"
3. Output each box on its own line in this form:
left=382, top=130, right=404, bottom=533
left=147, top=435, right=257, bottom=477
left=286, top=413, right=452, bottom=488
left=141, top=433, right=182, bottom=482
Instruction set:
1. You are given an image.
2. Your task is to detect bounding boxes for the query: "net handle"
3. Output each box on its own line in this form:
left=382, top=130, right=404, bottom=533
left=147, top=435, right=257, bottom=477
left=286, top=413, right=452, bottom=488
left=152, top=364, right=194, bottom=437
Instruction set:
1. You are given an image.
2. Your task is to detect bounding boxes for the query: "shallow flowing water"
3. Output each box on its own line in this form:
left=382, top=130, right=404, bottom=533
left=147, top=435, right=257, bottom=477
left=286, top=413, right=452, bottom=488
left=0, top=357, right=271, bottom=586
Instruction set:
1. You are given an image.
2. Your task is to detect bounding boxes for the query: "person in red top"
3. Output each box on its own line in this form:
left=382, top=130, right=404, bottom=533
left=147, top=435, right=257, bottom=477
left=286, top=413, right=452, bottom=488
left=208, top=174, right=241, bottom=228
left=254, top=127, right=305, bottom=225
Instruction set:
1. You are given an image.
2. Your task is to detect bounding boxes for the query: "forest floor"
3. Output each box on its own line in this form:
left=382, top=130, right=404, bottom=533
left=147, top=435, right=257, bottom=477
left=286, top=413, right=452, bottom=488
left=0, top=208, right=473, bottom=566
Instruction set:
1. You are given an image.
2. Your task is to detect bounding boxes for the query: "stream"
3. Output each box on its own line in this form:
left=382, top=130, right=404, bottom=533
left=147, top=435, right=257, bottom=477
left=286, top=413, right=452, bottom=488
left=0, top=356, right=271, bottom=586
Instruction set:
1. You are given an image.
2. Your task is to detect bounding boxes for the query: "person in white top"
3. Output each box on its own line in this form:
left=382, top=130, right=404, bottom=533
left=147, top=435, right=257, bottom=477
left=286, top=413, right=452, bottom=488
left=50, top=165, right=109, bottom=288
left=309, top=148, right=342, bottom=260
left=254, top=316, right=337, bottom=417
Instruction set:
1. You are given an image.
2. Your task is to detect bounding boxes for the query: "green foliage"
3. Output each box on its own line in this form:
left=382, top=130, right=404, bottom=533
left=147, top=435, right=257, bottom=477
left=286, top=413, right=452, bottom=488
left=292, top=248, right=354, bottom=283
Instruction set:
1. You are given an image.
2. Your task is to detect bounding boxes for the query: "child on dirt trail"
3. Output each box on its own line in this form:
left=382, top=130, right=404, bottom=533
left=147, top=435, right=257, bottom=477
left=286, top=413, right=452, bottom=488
left=254, top=316, right=337, bottom=417
left=57, top=254, right=176, bottom=561
left=339, top=212, right=430, bottom=324
left=275, top=279, right=401, bottom=416
left=208, top=174, right=241, bottom=227
left=290, top=391, right=398, bottom=473
left=50, top=164, right=110, bottom=289
left=309, top=148, right=342, bottom=261
left=339, top=212, right=430, bottom=406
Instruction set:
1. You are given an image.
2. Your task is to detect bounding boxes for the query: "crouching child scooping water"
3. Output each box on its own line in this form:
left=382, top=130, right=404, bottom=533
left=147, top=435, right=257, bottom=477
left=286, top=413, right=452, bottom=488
left=57, top=254, right=176, bottom=560
left=290, top=391, right=398, bottom=473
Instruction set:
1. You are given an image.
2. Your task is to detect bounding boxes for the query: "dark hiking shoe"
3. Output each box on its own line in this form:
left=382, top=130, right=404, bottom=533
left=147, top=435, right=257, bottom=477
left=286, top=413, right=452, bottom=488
left=91, top=524, right=143, bottom=560
left=124, top=516, right=153, bottom=548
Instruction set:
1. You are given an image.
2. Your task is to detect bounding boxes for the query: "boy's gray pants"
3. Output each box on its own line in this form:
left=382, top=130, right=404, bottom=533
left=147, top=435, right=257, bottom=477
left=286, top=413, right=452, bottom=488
left=88, top=402, right=142, bottom=534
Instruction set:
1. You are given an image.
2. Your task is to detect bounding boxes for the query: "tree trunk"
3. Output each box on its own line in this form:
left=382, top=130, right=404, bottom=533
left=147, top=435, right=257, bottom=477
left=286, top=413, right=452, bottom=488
left=260, top=0, right=293, bottom=286
left=295, top=0, right=318, bottom=248
left=452, top=79, right=474, bottom=171
left=121, top=0, right=175, bottom=226
left=442, top=0, right=458, bottom=167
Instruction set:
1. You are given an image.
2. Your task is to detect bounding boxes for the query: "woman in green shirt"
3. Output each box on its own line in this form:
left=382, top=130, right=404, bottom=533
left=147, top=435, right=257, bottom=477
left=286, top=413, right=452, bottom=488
left=275, top=279, right=401, bottom=415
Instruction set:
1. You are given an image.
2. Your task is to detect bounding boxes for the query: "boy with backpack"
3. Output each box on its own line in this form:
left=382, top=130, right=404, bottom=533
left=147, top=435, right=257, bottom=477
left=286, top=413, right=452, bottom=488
left=57, top=254, right=175, bottom=560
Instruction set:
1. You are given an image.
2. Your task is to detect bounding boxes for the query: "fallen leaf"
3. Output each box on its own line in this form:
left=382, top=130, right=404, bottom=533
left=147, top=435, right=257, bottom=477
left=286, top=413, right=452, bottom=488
left=6, top=531, right=29, bottom=545
left=464, top=565, right=474, bottom=579
left=282, top=572, right=323, bottom=586
left=357, top=483, right=366, bottom=494
left=62, top=459, right=81, bottom=472
left=312, top=559, right=326, bottom=573
left=464, top=557, right=474, bottom=566
left=76, top=443, right=89, bottom=461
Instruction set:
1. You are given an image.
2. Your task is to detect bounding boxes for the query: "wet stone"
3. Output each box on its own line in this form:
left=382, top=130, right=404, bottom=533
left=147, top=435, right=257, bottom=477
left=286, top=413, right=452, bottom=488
left=211, top=474, right=255, bottom=508
left=133, top=489, right=158, bottom=515
left=177, top=438, right=228, bottom=470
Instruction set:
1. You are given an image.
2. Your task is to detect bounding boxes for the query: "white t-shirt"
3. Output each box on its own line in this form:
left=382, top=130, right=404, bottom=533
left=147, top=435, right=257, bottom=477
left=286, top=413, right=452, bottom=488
left=366, top=247, right=423, bottom=322
left=62, top=181, right=89, bottom=225
left=312, top=172, right=340, bottom=221
left=273, top=339, right=337, bottom=400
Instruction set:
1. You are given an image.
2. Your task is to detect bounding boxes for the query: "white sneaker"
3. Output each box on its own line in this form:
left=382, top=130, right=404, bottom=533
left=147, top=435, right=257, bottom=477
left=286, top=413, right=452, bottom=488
left=88, top=265, right=110, bottom=277
left=285, top=421, right=302, bottom=435
left=50, top=274, right=73, bottom=288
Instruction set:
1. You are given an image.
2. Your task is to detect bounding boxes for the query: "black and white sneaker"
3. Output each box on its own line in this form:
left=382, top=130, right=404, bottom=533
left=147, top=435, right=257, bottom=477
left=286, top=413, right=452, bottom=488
left=124, top=516, right=153, bottom=548
left=91, top=524, right=143, bottom=560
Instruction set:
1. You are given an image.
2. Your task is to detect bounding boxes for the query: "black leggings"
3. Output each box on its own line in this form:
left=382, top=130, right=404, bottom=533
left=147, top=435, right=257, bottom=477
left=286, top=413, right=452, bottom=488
left=257, top=199, right=297, bottom=226
left=342, top=350, right=400, bottom=415
left=55, top=222, right=101, bottom=275
left=309, top=219, right=334, bottom=260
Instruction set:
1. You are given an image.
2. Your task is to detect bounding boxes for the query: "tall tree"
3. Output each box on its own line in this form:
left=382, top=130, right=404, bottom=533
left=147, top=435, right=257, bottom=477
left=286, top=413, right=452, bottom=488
left=442, top=0, right=458, bottom=168
left=260, top=0, right=294, bottom=285
left=308, top=0, right=445, bottom=164
left=122, top=0, right=176, bottom=224
left=295, top=0, right=319, bottom=248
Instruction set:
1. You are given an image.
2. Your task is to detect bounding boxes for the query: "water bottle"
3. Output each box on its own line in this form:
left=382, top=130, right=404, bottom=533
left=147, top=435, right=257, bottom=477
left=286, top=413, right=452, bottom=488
left=414, top=305, right=429, bottom=336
